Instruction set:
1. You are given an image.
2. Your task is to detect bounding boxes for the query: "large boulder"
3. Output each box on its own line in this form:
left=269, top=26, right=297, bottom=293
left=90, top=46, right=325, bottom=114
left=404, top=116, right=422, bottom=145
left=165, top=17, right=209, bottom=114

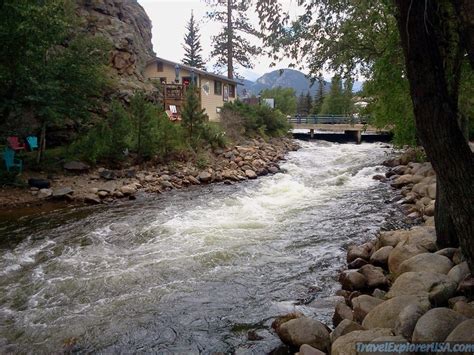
left=330, top=319, right=365, bottom=343
left=298, top=344, right=326, bottom=355
left=333, top=301, right=354, bottom=327
left=386, top=271, right=457, bottom=305
left=447, top=262, right=470, bottom=284
left=412, top=308, right=467, bottom=341
left=362, top=295, right=430, bottom=330
left=445, top=319, right=474, bottom=342
left=339, top=270, right=367, bottom=291
left=63, top=161, right=90, bottom=172
left=388, top=243, right=428, bottom=275
left=331, top=328, right=393, bottom=355
left=358, top=264, right=389, bottom=289
left=370, top=246, right=393, bottom=267
left=198, top=171, right=212, bottom=183
left=276, top=317, right=330, bottom=352
left=398, top=253, right=453, bottom=275
left=394, top=303, right=427, bottom=340
left=52, top=187, right=74, bottom=198
left=352, top=295, right=384, bottom=323
left=453, top=301, right=474, bottom=318
left=347, top=244, right=371, bottom=263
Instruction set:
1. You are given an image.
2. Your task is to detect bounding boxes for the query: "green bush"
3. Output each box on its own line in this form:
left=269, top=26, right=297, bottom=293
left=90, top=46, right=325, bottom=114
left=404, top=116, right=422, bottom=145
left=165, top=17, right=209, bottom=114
left=201, top=122, right=227, bottom=148
left=220, top=100, right=291, bottom=138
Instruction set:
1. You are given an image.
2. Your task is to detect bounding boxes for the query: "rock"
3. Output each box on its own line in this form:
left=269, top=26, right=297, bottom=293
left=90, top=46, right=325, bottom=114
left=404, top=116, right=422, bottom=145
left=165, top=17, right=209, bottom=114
left=377, top=231, right=404, bottom=248
left=28, top=178, right=51, bottom=189
left=298, top=344, right=326, bottom=355
left=457, top=276, right=474, bottom=296
left=453, top=301, right=474, bottom=318
left=399, top=253, right=453, bottom=275
left=448, top=262, right=470, bottom=284
left=394, top=303, right=427, bottom=340
left=330, top=319, right=364, bottom=344
left=198, top=171, right=212, bottom=183
left=84, top=194, right=101, bottom=204
left=391, top=174, right=424, bottom=188
left=100, top=170, right=116, bottom=180
left=445, top=319, right=474, bottom=342
left=52, top=187, right=74, bottom=198
left=188, top=175, right=200, bottom=185
left=347, top=258, right=369, bottom=269
left=333, top=301, right=354, bottom=327
left=352, top=295, right=384, bottom=323
left=347, top=245, right=371, bottom=263
left=331, top=328, right=393, bottom=355
left=372, top=289, right=386, bottom=299
left=436, top=248, right=459, bottom=260
left=362, top=295, right=431, bottom=330
left=276, top=317, right=330, bottom=352
left=120, top=185, right=137, bottom=195
left=372, top=174, right=387, bottom=182
left=453, top=249, right=465, bottom=265
left=97, top=191, right=108, bottom=198
left=272, top=312, right=304, bottom=332
left=89, top=187, right=99, bottom=194
left=247, top=330, right=263, bottom=341
left=339, top=270, right=367, bottom=291
left=63, top=161, right=90, bottom=172
left=268, top=166, right=279, bottom=174
left=388, top=231, right=435, bottom=275
left=427, top=183, right=436, bottom=199
left=412, top=308, right=467, bottom=341
left=412, top=182, right=428, bottom=197
left=387, top=271, right=457, bottom=306
left=370, top=246, right=393, bottom=267
left=245, top=169, right=257, bottom=179
left=113, top=191, right=124, bottom=198
left=38, top=188, right=53, bottom=199
left=358, top=264, right=389, bottom=289
left=448, top=296, right=468, bottom=308
left=423, top=202, right=435, bottom=217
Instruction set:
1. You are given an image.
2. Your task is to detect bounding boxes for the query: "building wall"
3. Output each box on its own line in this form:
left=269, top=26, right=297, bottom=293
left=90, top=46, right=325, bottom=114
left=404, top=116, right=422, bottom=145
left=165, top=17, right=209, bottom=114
left=144, top=60, right=236, bottom=122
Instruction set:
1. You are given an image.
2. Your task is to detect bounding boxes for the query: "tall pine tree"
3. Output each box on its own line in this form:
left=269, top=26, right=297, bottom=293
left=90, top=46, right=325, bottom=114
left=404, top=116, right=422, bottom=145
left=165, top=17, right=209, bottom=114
left=312, top=77, right=325, bottom=114
left=205, top=0, right=261, bottom=79
left=182, top=11, right=205, bottom=69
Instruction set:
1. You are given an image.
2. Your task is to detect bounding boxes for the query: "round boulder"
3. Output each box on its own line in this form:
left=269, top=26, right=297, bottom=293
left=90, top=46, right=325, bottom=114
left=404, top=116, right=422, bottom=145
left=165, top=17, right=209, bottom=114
left=412, top=308, right=467, bottom=341
left=330, top=319, right=364, bottom=343
left=352, top=295, right=384, bottom=323
left=276, top=317, right=330, bottom=352
left=445, top=319, right=474, bottom=342
left=398, top=253, right=453, bottom=275
left=332, top=328, right=393, bottom=355
left=339, top=270, right=367, bottom=291
left=370, top=246, right=393, bottom=267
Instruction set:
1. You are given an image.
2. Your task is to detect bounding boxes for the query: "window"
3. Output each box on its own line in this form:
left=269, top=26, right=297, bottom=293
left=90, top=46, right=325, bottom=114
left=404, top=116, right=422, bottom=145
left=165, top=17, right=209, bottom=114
left=216, top=107, right=222, bottom=113
left=223, top=84, right=229, bottom=102
left=214, top=81, right=222, bottom=95
left=229, top=84, right=235, bottom=98
left=157, top=61, right=163, bottom=72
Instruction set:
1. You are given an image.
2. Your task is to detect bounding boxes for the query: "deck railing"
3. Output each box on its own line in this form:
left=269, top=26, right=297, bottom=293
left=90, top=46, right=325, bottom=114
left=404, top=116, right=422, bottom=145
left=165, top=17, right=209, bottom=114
left=288, top=115, right=369, bottom=125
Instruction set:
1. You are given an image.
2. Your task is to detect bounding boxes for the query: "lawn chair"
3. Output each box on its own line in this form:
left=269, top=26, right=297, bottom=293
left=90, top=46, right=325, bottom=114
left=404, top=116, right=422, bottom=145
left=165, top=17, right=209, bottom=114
left=168, top=105, right=181, bottom=121
left=7, top=136, right=26, bottom=151
left=3, top=148, right=22, bottom=173
left=26, top=136, right=38, bottom=151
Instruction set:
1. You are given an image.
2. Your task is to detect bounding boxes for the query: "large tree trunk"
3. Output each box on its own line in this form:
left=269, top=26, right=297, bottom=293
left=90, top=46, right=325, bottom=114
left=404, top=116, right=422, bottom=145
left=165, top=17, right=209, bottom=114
left=227, top=0, right=234, bottom=79
left=394, top=0, right=474, bottom=273
left=435, top=180, right=459, bottom=248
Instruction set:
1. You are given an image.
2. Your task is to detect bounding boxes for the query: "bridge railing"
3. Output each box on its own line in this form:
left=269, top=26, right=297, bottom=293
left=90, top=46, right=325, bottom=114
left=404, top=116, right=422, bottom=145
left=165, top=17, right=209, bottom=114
left=288, top=115, right=369, bottom=125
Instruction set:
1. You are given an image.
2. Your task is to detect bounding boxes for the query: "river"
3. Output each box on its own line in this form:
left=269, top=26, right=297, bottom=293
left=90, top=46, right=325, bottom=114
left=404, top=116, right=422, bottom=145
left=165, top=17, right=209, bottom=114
left=0, top=140, right=406, bottom=354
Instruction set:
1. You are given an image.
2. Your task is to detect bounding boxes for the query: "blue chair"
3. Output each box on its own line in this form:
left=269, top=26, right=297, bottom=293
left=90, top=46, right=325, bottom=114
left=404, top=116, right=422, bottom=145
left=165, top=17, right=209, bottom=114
left=3, top=148, right=22, bottom=173
left=26, top=136, right=38, bottom=151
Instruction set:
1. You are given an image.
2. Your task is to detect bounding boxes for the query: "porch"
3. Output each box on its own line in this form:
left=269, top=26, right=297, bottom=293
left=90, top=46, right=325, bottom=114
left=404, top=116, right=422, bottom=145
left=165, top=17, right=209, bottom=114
left=160, top=83, right=201, bottom=119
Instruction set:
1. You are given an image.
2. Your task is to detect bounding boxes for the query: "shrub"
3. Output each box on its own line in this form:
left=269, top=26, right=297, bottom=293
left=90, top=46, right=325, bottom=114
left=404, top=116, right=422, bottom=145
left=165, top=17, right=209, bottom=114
left=201, top=122, right=227, bottom=148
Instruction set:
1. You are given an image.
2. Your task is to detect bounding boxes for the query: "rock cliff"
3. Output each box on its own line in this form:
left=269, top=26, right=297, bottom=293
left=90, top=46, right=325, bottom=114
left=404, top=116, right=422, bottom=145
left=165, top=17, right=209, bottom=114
left=75, top=0, right=155, bottom=94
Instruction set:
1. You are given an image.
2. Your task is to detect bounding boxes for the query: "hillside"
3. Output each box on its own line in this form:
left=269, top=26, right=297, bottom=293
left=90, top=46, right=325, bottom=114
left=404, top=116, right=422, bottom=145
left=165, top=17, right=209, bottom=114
left=238, top=69, right=330, bottom=97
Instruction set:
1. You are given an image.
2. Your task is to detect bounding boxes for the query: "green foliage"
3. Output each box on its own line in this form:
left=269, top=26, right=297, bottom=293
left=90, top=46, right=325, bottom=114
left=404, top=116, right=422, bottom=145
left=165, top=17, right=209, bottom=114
left=320, top=76, right=353, bottom=115
left=182, top=11, right=205, bottom=69
left=220, top=100, right=291, bottom=138
left=0, top=0, right=111, bottom=132
left=201, top=123, right=227, bottom=149
left=312, top=78, right=325, bottom=114
left=181, top=84, right=209, bottom=147
left=260, top=87, right=297, bottom=115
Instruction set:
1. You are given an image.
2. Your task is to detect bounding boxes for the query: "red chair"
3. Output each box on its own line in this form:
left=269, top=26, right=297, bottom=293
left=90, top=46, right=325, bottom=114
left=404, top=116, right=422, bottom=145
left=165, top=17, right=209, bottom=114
left=7, top=136, right=26, bottom=151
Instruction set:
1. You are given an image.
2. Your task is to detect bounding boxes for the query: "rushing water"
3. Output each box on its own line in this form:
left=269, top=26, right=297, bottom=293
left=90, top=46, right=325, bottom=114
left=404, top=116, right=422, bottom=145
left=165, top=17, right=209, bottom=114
left=0, top=141, right=406, bottom=354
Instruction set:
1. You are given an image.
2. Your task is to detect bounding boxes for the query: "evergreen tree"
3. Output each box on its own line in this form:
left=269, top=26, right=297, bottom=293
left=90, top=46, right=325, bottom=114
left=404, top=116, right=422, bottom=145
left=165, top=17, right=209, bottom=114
left=312, top=78, right=325, bottom=114
left=205, top=0, right=261, bottom=79
left=182, top=11, right=205, bottom=69
left=343, top=77, right=354, bottom=114
left=181, top=84, right=208, bottom=146
left=305, top=92, right=313, bottom=115
left=320, top=76, right=345, bottom=115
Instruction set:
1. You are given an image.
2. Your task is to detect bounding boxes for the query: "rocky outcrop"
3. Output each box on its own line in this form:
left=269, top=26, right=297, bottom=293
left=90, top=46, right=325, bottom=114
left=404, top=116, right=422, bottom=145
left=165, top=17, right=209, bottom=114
left=75, top=0, right=155, bottom=94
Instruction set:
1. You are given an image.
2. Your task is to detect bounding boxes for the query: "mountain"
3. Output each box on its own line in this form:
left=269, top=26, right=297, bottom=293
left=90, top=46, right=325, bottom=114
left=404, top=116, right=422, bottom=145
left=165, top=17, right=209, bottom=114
left=238, top=69, right=330, bottom=97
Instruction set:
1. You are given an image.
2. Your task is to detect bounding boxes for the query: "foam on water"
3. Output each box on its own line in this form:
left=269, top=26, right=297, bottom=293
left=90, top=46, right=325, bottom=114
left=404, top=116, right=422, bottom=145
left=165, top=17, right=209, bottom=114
left=0, top=141, right=402, bottom=353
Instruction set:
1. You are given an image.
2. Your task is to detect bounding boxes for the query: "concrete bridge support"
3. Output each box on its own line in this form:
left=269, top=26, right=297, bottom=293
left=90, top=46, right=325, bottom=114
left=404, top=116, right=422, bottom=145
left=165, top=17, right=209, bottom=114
left=310, top=129, right=315, bottom=139
left=345, top=130, right=362, bottom=144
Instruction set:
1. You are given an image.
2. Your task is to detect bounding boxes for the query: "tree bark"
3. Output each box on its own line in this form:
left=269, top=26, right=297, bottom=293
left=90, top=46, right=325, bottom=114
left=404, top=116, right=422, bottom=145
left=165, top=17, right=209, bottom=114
left=394, top=0, right=474, bottom=273
left=227, top=0, right=234, bottom=79
left=435, top=180, right=459, bottom=248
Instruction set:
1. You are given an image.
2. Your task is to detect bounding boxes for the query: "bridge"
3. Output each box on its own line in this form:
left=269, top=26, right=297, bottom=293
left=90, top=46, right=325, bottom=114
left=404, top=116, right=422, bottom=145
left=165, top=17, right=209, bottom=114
left=288, top=115, right=391, bottom=144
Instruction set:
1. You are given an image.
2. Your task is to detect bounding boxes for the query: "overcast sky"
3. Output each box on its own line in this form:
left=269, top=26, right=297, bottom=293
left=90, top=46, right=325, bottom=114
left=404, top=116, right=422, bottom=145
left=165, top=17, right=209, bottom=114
left=138, top=0, right=305, bottom=81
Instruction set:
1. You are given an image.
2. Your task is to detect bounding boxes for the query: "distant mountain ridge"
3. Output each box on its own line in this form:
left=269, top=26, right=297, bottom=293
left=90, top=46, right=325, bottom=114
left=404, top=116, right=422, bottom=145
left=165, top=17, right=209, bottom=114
left=238, top=69, right=330, bottom=97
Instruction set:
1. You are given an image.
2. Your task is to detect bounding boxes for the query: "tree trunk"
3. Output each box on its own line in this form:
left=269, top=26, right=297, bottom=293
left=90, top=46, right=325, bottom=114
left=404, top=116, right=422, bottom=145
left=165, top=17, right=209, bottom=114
left=394, top=0, right=474, bottom=273
left=435, top=180, right=459, bottom=248
left=227, top=0, right=234, bottom=79
left=36, top=122, right=46, bottom=164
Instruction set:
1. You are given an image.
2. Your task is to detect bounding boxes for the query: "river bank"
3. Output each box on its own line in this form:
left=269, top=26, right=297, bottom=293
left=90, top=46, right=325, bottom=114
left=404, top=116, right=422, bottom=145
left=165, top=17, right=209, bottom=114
left=272, top=148, right=473, bottom=354
left=0, top=137, right=299, bottom=214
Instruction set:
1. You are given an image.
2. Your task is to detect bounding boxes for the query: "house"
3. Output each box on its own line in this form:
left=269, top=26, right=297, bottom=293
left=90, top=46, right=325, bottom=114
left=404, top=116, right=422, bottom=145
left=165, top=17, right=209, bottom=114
left=144, top=57, right=240, bottom=121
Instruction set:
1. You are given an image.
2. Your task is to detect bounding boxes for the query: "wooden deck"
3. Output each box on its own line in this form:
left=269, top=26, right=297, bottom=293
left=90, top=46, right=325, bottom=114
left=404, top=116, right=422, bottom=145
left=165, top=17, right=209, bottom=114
left=161, top=83, right=201, bottom=113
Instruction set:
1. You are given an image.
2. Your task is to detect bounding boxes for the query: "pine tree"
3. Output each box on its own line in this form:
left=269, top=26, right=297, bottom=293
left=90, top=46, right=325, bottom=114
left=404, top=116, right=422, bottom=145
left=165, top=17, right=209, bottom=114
left=181, top=84, right=208, bottom=146
left=182, top=11, right=205, bottom=69
left=205, top=0, right=261, bottom=79
left=312, top=77, right=325, bottom=114
left=305, top=92, right=312, bottom=115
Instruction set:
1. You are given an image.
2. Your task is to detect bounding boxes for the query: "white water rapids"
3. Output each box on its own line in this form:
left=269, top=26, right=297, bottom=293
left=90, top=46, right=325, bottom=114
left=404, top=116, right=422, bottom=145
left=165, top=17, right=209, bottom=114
left=0, top=141, right=406, bottom=353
